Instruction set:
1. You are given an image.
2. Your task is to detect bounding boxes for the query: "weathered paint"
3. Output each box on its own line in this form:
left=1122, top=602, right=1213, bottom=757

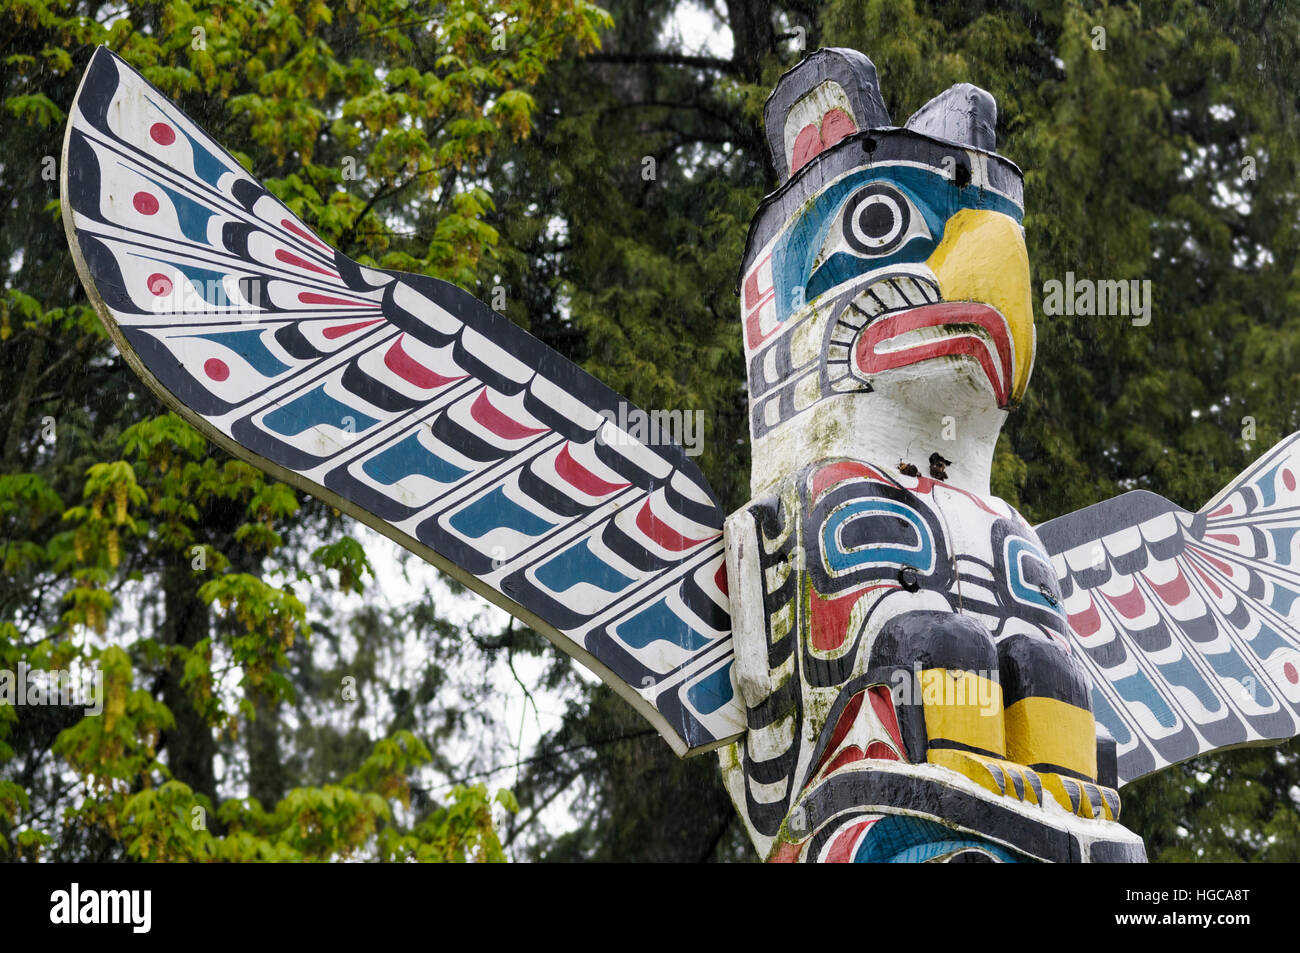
left=59, top=43, right=1300, bottom=863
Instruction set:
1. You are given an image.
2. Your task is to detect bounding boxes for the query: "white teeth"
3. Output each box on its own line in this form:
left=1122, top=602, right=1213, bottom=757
left=847, top=276, right=941, bottom=333
left=868, top=280, right=910, bottom=311
left=857, top=275, right=942, bottom=313
left=891, top=277, right=923, bottom=306
left=853, top=292, right=885, bottom=316
left=896, top=276, right=940, bottom=304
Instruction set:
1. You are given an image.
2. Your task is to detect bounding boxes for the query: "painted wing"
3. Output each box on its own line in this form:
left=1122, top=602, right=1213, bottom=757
left=60, top=47, right=742, bottom=755
left=1036, top=433, right=1300, bottom=784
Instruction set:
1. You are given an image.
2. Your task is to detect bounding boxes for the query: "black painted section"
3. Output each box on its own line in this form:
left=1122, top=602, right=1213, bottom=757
left=867, top=610, right=999, bottom=762
left=762, top=48, right=891, bottom=183
left=799, top=768, right=1085, bottom=862
left=1096, top=731, right=1119, bottom=790
left=1089, top=838, right=1148, bottom=862
left=998, top=633, right=1092, bottom=710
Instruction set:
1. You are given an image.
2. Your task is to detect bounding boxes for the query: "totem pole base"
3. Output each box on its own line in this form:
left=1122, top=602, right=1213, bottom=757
left=767, top=762, right=1148, bottom=863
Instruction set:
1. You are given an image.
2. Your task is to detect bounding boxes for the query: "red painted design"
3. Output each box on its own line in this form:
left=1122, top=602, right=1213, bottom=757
left=1189, top=546, right=1234, bottom=577
left=635, top=499, right=713, bottom=551
left=790, top=124, right=824, bottom=174
left=554, top=442, right=628, bottom=496
left=1208, top=504, right=1236, bottom=519
left=742, top=267, right=767, bottom=310
left=1285, top=662, right=1298, bottom=685
left=869, top=685, right=906, bottom=756
left=204, top=358, right=229, bottom=381
left=818, top=741, right=900, bottom=776
left=1206, top=533, right=1240, bottom=546
left=813, top=692, right=865, bottom=777
left=1147, top=569, right=1191, bottom=605
left=864, top=741, right=900, bottom=761
left=275, top=247, right=338, bottom=278
left=852, top=302, right=1013, bottom=407
left=1190, top=562, right=1223, bottom=598
left=742, top=255, right=778, bottom=350
left=149, top=122, right=176, bottom=145
left=767, top=841, right=804, bottom=864
left=820, top=108, right=857, bottom=149
left=1102, top=580, right=1146, bottom=619
left=147, top=273, right=172, bottom=296
left=320, top=318, right=383, bottom=339
left=383, top=334, right=464, bottom=389
left=825, top=819, right=876, bottom=864
left=822, top=746, right=866, bottom=775
left=714, top=561, right=729, bottom=596
left=298, top=291, right=375, bottom=308
left=132, top=192, right=159, bottom=215
left=1285, top=469, right=1296, bottom=492
left=811, top=461, right=884, bottom=501
left=282, top=218, right=333, bottom=251
left=810, top=588, right=862, bottom=652
left=1068, top=597, right=1102, bottom=638
left=744, top=304, right=779, bottom=351
left=1203, top=552, right=1234, bottom=576
left=910, top=475, right=1003, bottom=516
left=789, top=108, right=859, bottom=175
left=470, top=389, right=548, bottom=440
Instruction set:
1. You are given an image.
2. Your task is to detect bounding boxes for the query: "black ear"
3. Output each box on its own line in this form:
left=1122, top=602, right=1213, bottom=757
left=905, top=82, right=998, bottom=152
left=763, top=48, right=890, bottom=183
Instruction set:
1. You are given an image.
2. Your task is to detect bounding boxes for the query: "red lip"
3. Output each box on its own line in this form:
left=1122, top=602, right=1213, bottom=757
left=851, top=302, right=1013, bottom=407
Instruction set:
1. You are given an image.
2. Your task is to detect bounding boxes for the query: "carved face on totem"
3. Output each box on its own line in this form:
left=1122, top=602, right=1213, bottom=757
left=719, top=50, right=1078, bottom=861
left=736, top=48, right=1034, bottom=499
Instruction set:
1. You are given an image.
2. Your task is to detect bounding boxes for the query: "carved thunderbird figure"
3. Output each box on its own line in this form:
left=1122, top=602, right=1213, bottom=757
left=61, top=45, right=1300, bottom=861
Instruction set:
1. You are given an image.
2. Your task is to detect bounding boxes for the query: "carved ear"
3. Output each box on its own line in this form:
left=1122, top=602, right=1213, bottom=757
left=764, top=48, right=891, bottom=183
left=904, top=82, right=998, bottom=152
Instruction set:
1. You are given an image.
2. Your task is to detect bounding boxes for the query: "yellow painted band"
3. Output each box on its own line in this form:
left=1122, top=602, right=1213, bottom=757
left=1004, top=695, right=1098, bottom=780
left=926, top=748, right=1004, bottom=798
left=926, top=749, right=1042, bottom=807
left=1038, top=772, right=1083, bottom=816
left=919, top=668, right=1005, bottom=756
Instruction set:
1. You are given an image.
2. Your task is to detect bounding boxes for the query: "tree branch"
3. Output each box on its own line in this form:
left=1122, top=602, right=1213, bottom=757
left=583, top=52, right=738, bottom=73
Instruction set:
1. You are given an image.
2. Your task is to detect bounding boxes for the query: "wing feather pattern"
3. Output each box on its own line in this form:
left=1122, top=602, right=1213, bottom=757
left=1037, top=435, right=1300, bottom=783
left=61, top=47, right=742, bottom=755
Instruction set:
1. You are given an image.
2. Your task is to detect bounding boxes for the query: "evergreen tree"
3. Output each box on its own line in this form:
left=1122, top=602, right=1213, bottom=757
left=3, top=0, right=1297, bottom=864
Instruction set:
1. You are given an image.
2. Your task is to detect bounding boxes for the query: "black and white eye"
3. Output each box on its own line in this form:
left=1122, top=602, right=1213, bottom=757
left=842, top=184, right=913, bottom=255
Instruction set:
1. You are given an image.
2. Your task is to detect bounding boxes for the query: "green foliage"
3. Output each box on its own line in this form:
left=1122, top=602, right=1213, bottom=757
left=1, top=0, right=606, bottom=862
left=311, top=536, right=375, bottom=595
left=103, top=734, right=515, bottom=862
left=2, top=0, right=1297, bottom=864
left=496, top=0, right=1300, bottom=861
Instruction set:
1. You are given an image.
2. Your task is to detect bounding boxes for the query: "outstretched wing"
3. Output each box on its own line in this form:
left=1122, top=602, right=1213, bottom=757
left=60, top=47, right=742, bottom=755
left=1037, top=434, right=1300, bottom=784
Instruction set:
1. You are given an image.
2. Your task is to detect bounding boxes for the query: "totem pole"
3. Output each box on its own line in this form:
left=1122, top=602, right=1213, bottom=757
left=61, top=46, right=1300, bottom=862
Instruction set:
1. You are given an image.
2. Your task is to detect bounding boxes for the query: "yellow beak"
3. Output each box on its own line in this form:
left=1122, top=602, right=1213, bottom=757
left=925, top=208, right=1035, bottom=404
